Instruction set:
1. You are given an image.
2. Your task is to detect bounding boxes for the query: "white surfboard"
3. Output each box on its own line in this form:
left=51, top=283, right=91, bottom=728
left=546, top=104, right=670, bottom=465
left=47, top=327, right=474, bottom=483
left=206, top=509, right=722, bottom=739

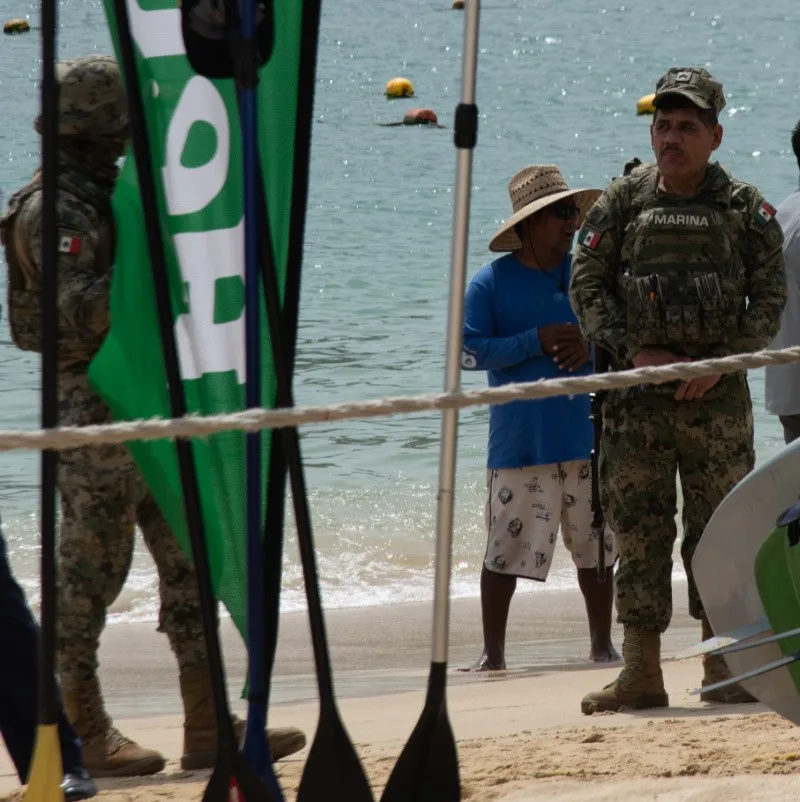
left=691, top=435, right=800, bottom=725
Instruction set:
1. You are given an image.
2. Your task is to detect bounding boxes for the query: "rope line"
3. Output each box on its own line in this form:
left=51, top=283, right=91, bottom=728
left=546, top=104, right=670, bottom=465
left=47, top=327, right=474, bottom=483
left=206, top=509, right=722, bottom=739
left=4, top=345, right=800, bottom=454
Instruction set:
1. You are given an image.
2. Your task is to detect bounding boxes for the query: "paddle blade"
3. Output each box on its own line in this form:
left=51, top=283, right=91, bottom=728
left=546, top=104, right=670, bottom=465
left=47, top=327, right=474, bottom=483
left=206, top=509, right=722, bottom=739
left=24, top=725, right=64, bottom=802
left=243, top=705, right=279, bottom=790
left=675, top=615, right=770, bottom=659
left=381, top=662, right=460, bottom=802
left=689, top=652, right=800, bottom=696
left=297, top=707, right=374, bottom=802
left=203, top=745, right=283, bottom=802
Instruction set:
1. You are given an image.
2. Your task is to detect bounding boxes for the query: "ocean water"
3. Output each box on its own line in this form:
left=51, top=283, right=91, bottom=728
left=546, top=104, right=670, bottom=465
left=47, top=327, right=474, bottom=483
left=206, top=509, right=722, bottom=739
left=0, top=0, right=796, bottom=622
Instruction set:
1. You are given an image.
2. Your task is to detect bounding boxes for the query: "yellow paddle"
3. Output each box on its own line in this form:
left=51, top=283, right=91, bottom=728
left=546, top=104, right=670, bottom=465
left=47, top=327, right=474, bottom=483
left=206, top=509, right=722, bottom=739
left=25, top=0, right=65, bottom=799
left=25, top=727, right=64, bottom=802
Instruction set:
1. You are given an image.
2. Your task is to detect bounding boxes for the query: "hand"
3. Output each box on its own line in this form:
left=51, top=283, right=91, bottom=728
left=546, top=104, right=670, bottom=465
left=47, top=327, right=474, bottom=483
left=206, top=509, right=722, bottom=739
left=538, top=323, right=582, bottom=356
left=674, top=374, right=721, bottom=401
left=631, top=348, right=689, bottom=369
left=554, top=337, right=590, bottom=372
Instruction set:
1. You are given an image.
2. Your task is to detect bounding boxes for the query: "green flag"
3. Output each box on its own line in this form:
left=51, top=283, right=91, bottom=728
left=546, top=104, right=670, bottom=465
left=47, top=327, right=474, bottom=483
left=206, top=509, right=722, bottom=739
left=90, top=0, right=311, bottom=639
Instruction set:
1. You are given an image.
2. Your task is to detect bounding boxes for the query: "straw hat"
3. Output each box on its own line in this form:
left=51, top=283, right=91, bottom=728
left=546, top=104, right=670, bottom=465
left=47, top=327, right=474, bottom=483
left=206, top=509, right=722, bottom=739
left=489, top=165, right=602, bottom=252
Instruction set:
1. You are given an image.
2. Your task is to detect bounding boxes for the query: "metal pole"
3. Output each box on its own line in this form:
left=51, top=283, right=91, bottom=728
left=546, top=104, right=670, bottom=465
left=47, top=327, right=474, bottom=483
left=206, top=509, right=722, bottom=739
left=432, top=0, right=480, bottom=665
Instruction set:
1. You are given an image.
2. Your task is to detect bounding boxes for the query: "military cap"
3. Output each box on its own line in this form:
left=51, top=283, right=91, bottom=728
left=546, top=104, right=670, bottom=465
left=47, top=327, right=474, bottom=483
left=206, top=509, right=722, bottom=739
left=653, top=67, right=726, bottom=115
left=36, top=54, right=129, bottom=140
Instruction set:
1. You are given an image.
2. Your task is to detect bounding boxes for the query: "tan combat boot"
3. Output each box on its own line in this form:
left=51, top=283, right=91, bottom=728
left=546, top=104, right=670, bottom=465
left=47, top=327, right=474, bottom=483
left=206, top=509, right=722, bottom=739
left=581, top=627, right=669, bottom=714
left=180, top=667, right=307, bottom=770
left=63, top=677, right=166, bottom=777
left=699, top=616, right=758, bottom=703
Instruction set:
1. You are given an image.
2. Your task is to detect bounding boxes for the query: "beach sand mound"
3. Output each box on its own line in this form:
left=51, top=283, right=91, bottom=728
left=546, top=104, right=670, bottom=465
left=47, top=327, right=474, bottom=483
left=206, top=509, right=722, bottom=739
left=4, top=712, right=798, bottom=801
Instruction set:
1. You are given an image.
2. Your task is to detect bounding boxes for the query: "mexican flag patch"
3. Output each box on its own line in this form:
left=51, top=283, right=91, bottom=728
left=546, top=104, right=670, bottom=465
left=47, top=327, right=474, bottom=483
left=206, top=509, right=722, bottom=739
left=755, top=201, right=776, bottom=227
left=578, top=227, right=602, bottom=250
left=58, top=235, right=82, bottom=255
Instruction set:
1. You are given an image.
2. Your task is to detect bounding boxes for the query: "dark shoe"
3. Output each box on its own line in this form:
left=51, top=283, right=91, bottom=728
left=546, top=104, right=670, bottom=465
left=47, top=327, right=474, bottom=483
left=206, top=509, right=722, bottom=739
left=62, top=768, right=98, bottom=801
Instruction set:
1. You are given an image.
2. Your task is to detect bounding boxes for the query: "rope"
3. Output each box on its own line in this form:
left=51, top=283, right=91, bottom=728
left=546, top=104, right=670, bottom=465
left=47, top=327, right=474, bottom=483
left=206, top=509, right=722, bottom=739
left=3, top=345, right=800, bottom=454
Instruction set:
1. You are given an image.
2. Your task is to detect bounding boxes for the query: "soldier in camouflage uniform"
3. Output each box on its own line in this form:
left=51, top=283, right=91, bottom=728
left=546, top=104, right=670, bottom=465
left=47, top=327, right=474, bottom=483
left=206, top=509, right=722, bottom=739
left=569, top=67, right=787, bottom=714
left=0, top=55, right=305, bottom=776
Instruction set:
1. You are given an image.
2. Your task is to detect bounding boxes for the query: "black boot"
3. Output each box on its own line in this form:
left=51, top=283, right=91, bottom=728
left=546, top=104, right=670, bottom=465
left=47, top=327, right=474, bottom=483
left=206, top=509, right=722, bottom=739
left=62, top=767, right=98, bottom=801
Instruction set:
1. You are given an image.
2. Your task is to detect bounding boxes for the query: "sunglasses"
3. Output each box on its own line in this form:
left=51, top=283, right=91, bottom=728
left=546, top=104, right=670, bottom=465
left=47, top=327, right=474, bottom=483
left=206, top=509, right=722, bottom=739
left=548, top=203, right=580, bottom=221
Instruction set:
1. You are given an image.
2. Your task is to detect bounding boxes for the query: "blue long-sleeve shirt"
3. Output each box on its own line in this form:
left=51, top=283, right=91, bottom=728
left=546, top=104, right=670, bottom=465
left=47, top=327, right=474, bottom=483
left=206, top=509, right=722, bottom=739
left=462, top=253, right=593, bottom=469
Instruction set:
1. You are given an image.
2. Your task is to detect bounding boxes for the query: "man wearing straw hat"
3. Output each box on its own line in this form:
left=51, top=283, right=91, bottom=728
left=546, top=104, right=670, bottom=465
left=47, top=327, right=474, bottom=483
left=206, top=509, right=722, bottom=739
left=570, top=67, right=787, bottom=713
left=461, top=165, right=619, bottom=672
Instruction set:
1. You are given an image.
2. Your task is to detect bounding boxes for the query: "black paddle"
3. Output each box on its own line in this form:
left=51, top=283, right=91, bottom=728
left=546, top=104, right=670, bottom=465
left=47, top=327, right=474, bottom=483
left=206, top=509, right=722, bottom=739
left=381, top=2, right=482, bottom=800
left=250, top=115, right=375, bottom=802
left=26, top=1, right=64, bottom=798
left=110, top=1, right=274, bottom=799
left=257, top=0, right=322, bottom=737
left=185, top=0, right=372, bottom=796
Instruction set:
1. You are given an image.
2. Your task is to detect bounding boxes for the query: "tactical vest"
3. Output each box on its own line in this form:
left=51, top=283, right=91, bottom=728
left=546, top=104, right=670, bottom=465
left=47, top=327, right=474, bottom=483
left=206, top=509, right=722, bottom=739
left=617, top=165, right=746, bottom=348
left=0, top=178, right=112, bottom=370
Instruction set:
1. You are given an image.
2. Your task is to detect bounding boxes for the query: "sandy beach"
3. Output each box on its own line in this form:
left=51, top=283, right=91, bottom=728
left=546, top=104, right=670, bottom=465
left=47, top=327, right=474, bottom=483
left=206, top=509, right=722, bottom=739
left=2, top=585, right=799, bottom=800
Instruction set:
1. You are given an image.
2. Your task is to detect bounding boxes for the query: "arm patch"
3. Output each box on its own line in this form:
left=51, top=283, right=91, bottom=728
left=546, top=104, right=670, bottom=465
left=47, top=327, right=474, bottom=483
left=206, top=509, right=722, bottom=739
left=58, top=232, right=83, bottom=255
left=578, top=227, right=603, bottom=250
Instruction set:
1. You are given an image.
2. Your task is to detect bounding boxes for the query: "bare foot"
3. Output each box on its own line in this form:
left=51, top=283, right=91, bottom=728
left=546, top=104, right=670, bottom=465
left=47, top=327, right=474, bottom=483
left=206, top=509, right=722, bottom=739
left=457, top=653, right=506, bottom=672
left=589, top=644, right=622, bottom=663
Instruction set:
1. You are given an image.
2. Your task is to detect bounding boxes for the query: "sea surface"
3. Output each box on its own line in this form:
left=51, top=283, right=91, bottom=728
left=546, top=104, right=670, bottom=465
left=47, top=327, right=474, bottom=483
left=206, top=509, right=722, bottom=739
left=0, top=0, right=796, bottom=623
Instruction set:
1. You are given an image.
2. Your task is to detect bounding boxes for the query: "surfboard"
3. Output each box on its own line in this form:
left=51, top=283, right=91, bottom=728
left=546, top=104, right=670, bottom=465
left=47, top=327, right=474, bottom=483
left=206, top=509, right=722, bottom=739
left=691, top=435, right=800, bottom=724
left=753, top=525, right=800, bottom=693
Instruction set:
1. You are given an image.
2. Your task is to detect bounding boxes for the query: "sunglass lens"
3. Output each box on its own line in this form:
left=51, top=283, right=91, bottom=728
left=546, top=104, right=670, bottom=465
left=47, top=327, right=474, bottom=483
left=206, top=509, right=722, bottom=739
left=552, top=205, right=580, bottom=220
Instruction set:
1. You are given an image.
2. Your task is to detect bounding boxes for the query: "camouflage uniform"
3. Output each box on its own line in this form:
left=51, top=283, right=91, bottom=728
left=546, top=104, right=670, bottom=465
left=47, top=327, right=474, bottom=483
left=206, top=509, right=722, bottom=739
left=569, top=67, right=786, bottom=712
left=1, top=56, right=204, bottom=776
left=1, top=53, right=306, bottom=774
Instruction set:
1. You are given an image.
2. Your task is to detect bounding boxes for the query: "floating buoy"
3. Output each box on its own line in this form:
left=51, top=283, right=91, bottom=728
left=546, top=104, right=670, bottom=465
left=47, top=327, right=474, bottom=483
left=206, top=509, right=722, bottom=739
left=385, top=77, right=414, bottom=99
left=636, top=93, right=656, bottom=116
left=403, top=108, right=438, bottom=126
left=452, top=0, right=465, bottom=8
left=3, top=18, right=30, bottom=34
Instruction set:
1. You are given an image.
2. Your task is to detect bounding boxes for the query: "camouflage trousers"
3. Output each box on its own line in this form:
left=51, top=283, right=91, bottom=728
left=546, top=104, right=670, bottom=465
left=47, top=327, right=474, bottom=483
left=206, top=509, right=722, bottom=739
left=57, top=373, right=208, bottom=686
left=600, top=373, right=755, bottom=633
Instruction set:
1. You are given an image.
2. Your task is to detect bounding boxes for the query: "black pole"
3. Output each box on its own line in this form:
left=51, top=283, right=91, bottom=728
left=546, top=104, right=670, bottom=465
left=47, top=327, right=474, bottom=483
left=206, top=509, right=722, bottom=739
left=110, top=0, right=237, bottom=745
left=38, top=0, right=60, bottom=730
left=260, top=0, right=322, bottom=707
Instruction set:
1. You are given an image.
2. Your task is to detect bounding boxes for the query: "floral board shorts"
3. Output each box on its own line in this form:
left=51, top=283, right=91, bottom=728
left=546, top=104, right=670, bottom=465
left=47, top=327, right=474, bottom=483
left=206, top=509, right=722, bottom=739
left=484, top=460, right=618, bottom=581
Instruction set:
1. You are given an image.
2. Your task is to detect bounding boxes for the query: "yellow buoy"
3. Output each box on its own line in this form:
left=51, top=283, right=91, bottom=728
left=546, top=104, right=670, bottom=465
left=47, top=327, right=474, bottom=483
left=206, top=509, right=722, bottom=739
left=452, top=0, right=465, bottom=8
left=3, top=18, right=31, bottom=34
left=385, top=77, right=414, bottom=99
left=636, top=93, right=656, bottom=116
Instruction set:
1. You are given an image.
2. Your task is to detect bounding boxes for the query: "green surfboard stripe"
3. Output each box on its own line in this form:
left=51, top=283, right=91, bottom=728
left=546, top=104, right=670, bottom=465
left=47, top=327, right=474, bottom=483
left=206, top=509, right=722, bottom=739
left=754, top=526, right=800, bottom=694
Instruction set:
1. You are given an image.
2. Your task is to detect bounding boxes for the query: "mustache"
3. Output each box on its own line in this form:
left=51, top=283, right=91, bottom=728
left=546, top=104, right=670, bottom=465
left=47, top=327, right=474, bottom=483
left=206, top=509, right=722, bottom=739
left=661, top=146, right=684, bottom=156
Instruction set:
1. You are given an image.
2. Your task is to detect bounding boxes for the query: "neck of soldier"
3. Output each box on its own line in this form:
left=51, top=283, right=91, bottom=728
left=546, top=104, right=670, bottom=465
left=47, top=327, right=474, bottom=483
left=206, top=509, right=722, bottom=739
left=658, top=164, right=708, bottom=197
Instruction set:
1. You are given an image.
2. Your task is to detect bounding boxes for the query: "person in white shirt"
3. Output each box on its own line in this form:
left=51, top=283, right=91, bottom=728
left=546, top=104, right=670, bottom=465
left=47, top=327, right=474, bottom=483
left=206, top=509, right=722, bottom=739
left=765, top=121, right=800, bottom=442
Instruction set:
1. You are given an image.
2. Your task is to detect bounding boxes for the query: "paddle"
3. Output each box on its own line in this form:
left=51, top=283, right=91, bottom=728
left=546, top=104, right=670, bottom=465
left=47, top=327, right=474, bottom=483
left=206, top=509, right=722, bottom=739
left=248, top=97, right=375, bottom=802
left=225, top=0, right=279, bottom=786
left=184, top=0, right=369, bottom=794
left=674, top=615, right=771, bottom=659
left=25, top=0, right=64, bottom=799
left=380, top=3, right=481, bottom=801
left=110, top=1, right=274, bottom=799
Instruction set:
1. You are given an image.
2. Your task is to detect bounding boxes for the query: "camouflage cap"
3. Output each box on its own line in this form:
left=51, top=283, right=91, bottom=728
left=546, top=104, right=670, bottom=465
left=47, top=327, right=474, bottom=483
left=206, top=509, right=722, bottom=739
left=39, top=54, right=129, bottom=140
left=653, top=67, right=726, bottom=115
